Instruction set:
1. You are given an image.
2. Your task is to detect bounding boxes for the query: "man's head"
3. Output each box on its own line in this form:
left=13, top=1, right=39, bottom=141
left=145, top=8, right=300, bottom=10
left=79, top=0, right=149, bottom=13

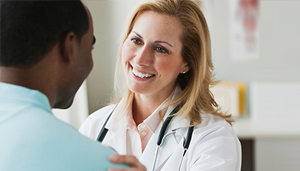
left=0, top=1, right=95, bottom=109
left=0, top=1, right=89, bottom=68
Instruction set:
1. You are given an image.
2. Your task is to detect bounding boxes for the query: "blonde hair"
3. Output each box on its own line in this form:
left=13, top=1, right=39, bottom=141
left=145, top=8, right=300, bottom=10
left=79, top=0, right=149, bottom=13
left=112, top=0, right=232, bottom=126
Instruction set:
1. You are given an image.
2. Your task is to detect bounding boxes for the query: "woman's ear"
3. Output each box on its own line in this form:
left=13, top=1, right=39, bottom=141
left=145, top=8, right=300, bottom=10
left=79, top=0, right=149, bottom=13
left=181, top=64, right=191, bottom=74
left=60, top=32, right=78, bottom=62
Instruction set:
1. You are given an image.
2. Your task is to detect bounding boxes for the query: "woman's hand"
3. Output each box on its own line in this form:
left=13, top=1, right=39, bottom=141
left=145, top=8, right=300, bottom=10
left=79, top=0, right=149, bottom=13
left=108, top=154, right=147, bottom=171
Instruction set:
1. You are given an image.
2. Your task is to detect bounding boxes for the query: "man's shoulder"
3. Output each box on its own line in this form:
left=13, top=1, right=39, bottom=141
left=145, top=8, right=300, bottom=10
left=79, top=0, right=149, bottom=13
left=0, top=107, right=123, bottom=171
left=40, top=117, right=124, bottom=170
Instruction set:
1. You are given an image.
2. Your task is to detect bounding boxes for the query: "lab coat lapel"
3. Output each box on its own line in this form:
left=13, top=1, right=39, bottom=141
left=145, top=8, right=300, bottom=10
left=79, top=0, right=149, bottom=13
left=102, top=114, right=127, bottom=154
left=156, top=117, right=190, bottom=171
left=140, top=104, right=190, bottom=171
left=139, top=121, right=163, bottom=171
left=160, top=139, right=185, bottom=171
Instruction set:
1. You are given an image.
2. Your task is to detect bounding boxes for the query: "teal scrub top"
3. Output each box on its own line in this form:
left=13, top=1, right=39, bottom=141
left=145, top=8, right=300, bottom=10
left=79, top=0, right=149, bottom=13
left=0, top=82, right=128, bottom=171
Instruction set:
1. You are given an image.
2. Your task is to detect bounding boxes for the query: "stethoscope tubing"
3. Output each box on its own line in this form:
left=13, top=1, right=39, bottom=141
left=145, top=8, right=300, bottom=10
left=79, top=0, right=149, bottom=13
left=96, top=104, right=118, bottom=142
left=151, top=127, right=194, bottom=171
left=156, top=104, right=181, bottom=144
left=151, top=131, right=185, bottom=171
left=97, top=103, right=194, bottom=171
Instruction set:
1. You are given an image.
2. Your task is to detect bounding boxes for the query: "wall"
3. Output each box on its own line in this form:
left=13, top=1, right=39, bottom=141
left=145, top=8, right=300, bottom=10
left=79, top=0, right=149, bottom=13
left=84, top=0, right=300, bottom=113
left=213, top=0, right=300, bottom=83
left=84, top=0, right=141, bottom=113
left=212, top=1, right=300, bottom=170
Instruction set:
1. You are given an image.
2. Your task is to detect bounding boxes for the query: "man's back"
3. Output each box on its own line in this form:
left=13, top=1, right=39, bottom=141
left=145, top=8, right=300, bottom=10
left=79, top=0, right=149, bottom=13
left=0, top=82, right=124, bottom=171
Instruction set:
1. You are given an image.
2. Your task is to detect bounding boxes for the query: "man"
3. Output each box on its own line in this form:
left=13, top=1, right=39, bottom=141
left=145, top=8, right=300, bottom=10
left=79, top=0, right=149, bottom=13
left=0, top=1, right=145, bottom=171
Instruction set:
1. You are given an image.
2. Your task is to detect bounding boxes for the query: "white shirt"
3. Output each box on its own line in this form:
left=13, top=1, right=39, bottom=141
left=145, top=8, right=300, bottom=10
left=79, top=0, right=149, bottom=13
left=124, top=93, right=172, bottom=158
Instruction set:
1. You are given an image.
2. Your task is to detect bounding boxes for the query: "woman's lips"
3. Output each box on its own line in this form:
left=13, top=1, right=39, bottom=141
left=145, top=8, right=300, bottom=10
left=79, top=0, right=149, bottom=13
left=132, top=68, right=155, bottom=78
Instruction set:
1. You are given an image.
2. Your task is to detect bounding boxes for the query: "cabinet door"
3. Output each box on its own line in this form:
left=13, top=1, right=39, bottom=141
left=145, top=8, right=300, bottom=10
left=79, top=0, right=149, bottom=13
left=256, top=139, right=300, bottom=171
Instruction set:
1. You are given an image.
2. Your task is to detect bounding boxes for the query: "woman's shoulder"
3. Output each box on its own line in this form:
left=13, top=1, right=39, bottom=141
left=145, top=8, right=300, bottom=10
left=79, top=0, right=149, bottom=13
left=188, top=114, right=241, bottom=170
left=193, top=113, right=237, bottom=138
left=190, top=113, right=241, bottom=154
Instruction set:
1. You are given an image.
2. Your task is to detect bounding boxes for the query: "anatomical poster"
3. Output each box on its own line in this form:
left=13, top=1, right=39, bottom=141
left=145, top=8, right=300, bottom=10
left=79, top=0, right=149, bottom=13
left=230, top=0, right=259, bottom=60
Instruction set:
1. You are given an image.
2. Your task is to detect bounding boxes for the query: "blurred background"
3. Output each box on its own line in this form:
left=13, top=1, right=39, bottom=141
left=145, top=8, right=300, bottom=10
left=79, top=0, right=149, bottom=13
left=54, top=0, right=300, bottom=171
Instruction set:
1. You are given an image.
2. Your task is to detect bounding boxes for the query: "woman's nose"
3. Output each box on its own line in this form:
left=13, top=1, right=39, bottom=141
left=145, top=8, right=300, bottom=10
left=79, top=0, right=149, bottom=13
left=134, top=46, right=153, bottom=66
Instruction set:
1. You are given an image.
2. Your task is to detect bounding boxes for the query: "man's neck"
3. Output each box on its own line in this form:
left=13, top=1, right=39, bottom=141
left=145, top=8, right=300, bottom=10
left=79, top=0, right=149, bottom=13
left=0, top=66, right=55, bottom=107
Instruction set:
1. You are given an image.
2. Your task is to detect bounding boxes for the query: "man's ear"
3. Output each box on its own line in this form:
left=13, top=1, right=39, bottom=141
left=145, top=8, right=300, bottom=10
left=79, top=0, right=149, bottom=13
left=60, top=32, right=78, bottom=62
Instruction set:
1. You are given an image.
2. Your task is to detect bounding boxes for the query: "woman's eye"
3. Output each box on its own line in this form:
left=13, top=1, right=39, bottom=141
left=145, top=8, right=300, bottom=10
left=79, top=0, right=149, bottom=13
left=131, top=38, right=142, bottom=45
left=156, top=46, right=168, bottom=53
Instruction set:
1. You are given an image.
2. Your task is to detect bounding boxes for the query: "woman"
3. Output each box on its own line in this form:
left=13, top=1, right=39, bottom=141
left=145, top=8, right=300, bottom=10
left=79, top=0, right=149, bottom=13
left=80, top=0, right=241, bottom=170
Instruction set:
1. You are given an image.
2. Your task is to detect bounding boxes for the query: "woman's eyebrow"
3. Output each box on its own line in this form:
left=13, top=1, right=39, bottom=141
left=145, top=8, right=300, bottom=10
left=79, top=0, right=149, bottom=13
left=155, top=40, right=172, bottom=47
left=132, top=31, right=173, bottom=47
left=132, top=31, right=143, bottom=38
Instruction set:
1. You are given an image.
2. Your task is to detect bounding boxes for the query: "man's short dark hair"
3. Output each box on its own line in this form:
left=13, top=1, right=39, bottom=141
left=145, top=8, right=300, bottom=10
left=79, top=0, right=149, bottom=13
left=0, top=0, right=89, bottom=68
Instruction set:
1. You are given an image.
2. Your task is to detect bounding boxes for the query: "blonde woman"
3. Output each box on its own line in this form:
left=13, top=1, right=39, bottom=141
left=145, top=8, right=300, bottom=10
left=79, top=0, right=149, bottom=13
left=80, top=0, right=241, bottom=170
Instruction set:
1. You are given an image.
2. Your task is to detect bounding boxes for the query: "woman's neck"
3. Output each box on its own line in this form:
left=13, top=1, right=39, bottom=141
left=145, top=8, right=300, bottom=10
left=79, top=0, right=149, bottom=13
left=132, top=90, right=174, bottom=125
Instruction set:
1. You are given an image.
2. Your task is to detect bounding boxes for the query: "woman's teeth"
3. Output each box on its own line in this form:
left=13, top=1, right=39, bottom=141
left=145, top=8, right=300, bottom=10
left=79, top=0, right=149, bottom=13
left=133, top=69, right=155, bottom=78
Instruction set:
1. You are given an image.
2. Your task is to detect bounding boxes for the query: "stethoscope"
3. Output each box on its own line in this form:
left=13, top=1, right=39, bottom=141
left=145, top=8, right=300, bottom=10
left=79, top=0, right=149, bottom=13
left=97, top=104, right=194, bottom=171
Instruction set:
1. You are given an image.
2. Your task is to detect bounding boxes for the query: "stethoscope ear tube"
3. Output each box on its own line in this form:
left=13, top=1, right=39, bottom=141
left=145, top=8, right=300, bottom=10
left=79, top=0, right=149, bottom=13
left=157, top=104, right=181, bottom=146
left=97, top=104, right=117, bottom=142
left=157, top=115, right=174, bottom=146
left=97, top=128, right=108, bottom=143
left=183, top=126, right=194, bottom=149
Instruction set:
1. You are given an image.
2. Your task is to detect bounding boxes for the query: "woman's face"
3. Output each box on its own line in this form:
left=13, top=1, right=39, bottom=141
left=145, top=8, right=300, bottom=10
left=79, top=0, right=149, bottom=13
left=122, top=11, right=189, bottom=99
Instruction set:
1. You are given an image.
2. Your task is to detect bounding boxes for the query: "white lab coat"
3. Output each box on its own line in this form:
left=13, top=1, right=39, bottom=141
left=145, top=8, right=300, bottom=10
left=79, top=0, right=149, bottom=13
left=80, top=102, right=241, bottom=171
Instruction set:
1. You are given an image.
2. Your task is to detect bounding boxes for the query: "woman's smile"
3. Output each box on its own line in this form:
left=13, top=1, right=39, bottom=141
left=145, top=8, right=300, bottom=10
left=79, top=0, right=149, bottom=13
left=132, top=68, right=155, bottom=79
